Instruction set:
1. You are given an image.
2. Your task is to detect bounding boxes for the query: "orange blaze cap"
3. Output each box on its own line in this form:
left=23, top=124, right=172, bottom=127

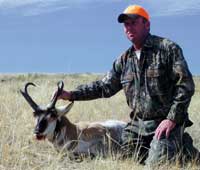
left=118, top=5, right=150, bottom=23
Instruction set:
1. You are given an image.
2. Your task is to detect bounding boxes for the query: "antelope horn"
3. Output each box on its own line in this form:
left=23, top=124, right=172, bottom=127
left=48, top=81, right=64, bottom=109
left=20, top=82, right=40, bottom=111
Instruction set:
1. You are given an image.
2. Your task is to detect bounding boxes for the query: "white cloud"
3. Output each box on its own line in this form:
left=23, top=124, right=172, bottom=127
left=0, top=0, right=199, bottom=16
left=0, top=0, right=69, bottom=15
left=0, top=0, right=121, bottom=16
left=0, top=0, right=114, bottom=8
left=147, top=0, right=200, bottom=17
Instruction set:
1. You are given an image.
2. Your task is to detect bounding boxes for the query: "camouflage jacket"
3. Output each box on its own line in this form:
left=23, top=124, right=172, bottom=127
left=70, top=34, right=195, bottom=126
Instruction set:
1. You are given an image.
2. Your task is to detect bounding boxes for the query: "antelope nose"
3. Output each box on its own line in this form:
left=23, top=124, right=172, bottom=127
left=34, top=119, right=47, bottom=134
left=34, top=125, right=41, bottom=134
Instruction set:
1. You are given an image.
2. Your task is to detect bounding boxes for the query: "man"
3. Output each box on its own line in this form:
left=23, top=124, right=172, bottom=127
left=54, top=5, right=198, bottom=166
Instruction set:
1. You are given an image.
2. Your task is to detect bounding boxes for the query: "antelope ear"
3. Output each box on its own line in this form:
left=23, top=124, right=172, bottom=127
left=56, top=102, right=74, bottom=117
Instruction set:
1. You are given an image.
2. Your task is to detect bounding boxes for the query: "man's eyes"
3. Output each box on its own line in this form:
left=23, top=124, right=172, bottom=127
left=125, top=21, right=137, bottom=26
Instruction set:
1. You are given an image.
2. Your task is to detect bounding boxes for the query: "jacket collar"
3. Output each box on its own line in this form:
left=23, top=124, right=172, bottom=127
left=143, top=33, right=154, bottom=48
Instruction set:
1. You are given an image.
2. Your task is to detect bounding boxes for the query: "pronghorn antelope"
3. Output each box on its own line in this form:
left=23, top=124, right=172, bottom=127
left=20, top=81, right=126, bottom=159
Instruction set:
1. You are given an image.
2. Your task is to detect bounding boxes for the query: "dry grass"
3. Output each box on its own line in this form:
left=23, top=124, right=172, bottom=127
left=0, top=73, right=199, bottom=170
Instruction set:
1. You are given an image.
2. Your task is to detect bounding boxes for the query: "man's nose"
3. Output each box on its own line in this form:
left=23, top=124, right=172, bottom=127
left=125, top=25, right=134, bottom=32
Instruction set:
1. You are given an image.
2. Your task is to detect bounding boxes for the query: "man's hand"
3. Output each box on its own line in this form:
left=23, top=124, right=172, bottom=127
left=155, top=119, right=176, bottom=140
left=51, top=90, right=72, bottom=101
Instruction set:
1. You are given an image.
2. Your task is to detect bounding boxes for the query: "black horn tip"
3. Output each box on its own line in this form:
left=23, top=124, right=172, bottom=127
left=20, top=82, right=39, bottom=111
left=25, top=82, right=36, bottom=92
left=25, top=82, right=36, bottom=88
left=57, top=81, right=64, bottom=89
left=48, top=81, right=64, bottom=109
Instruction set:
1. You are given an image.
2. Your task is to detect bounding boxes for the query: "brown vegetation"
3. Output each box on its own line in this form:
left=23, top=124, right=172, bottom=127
left=0, top=74, right=199, bottom=170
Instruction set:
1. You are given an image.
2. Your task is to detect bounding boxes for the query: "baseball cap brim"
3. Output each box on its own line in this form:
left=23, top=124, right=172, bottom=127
left=118, top=14, right=139, bottom=23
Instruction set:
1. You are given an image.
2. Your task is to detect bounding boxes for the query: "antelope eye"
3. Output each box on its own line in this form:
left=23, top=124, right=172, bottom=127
left=51, top=113, right=57, bottom=118
left=33, top=111, right=39, bottom=117
left=33, top=111, right=43, bottom=117
left=33, top=112, right=36, bottom=117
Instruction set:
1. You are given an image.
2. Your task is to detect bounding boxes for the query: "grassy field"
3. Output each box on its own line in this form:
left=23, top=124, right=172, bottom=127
left=0, top=73, right=199, bottom=170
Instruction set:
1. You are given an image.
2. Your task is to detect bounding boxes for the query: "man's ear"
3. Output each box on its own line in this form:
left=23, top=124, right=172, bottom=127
left=145, top=20, right=150, bottom=31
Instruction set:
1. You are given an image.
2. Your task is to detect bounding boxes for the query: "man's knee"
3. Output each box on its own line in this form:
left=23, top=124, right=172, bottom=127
left=145, top=135, right=178, bottom=165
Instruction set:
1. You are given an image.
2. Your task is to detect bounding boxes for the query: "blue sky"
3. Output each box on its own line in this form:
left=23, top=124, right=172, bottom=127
left=0, top=0, right=199, bottom=75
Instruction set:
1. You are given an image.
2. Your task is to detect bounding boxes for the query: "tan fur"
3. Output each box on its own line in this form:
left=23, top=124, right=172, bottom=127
left=49, top=117, right=126, bottom=157
left=78, top=124, right=107, bottom=141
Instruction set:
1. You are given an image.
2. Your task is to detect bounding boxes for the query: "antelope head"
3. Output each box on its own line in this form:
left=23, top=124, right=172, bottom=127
left=20, top=81, right=74, bottom=140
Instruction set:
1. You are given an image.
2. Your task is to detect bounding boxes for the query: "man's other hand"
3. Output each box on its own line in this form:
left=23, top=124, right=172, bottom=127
left=51, top=90, right=72, bottom=101
left=155, top=119, right=176, bottom=140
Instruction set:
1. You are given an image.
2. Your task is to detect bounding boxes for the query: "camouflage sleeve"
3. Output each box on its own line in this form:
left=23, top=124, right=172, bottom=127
left=70, top=58, right=123, bottom=101
left=166, top=44, right=195, bottom=125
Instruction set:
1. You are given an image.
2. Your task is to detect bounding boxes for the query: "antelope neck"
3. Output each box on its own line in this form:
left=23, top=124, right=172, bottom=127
left=53, top=117, right=78, bottom=142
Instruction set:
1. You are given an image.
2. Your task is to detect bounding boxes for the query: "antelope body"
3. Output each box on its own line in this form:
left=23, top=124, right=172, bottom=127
left=20, top=81, right=126, bottom=158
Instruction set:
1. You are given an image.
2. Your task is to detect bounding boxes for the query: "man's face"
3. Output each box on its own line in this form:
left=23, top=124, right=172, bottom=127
left=123, top=17, right=150, bottom=45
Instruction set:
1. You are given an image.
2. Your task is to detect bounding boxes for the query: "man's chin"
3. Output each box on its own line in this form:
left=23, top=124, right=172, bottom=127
left=128, top=37, right=135, bottom=43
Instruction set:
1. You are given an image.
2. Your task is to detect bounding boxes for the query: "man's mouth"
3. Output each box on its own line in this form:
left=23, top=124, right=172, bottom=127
left=128, top=33, right=135, bottom=37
